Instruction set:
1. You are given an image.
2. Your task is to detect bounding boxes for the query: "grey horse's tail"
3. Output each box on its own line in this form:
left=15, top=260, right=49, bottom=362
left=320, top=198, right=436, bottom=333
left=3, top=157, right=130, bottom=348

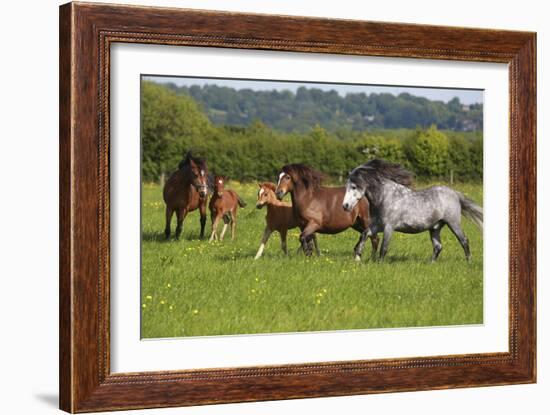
left=457, top=192, right=483, bottom=232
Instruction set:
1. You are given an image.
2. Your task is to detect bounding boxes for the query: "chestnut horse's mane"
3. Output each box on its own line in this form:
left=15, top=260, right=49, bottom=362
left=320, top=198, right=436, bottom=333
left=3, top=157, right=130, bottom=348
left=260, top=182, right=277, bottom=192
left=281, top=164, right=325, bottom=189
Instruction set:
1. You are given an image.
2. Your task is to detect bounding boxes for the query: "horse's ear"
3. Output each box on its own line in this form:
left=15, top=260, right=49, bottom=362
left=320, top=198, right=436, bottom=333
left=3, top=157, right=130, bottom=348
left=258, top=183, right=262, bottom=188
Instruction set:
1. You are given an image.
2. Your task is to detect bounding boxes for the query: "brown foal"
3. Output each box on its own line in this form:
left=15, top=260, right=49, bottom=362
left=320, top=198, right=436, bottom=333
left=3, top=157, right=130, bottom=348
left=254, top=182, right=319, bottom=259
left=275, top=164, right=379, bottom=260
left=209, top=176, right=247, bottom=241
left=163, top=152, right=208, bottom=240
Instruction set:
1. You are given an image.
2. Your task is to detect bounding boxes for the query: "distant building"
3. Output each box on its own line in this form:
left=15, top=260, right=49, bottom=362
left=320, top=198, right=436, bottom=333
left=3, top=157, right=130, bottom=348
left=461, top=119, right=479, bottom=131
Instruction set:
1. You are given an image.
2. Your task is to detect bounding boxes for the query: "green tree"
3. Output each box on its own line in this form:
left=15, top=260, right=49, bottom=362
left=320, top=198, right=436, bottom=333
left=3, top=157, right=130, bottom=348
left=141, top=81, right=213, bottom=181
left=404, top=125, right=450, bottom=177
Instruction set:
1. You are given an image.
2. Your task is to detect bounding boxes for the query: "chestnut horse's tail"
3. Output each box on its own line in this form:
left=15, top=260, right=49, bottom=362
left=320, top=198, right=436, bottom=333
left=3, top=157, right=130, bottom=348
left=237, top=194, right=247, bottom=208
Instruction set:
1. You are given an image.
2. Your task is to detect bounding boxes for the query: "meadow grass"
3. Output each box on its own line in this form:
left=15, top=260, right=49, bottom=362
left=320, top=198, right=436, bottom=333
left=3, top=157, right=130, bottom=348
left=141, top=181, right=483, bottom=338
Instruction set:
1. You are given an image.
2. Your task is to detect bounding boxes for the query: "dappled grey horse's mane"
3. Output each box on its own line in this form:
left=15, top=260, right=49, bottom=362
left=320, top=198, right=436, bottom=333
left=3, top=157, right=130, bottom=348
left=282, top=163, right=325, bottom=189
left=351, top=159, right=415, bottom=189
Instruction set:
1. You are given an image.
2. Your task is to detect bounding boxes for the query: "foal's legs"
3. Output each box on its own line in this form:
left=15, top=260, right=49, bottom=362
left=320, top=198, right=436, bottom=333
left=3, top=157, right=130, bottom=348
left=220, top=214, right=230, bottom=241
left=209, top=214, right=221, bottom=242
left=199, top=200, right=207, bottom=240
left=175, top=208, right=188, bottom=240
left=447, top=220, right=471, bottom=262
left=164, top=207, right=174, bottom=239
left=429, top=226, right=443, bottom=262
left=254, top=227, right=272, bottom=259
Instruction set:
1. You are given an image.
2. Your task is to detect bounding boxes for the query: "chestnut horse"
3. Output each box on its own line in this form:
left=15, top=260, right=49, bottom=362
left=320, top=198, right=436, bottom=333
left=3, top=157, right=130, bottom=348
left=254, top=182, right=319, bottom=259
left=275, top=164, right=379, bottom=260
left=209, top=176, right=247, bottom=241
left=163, top=152, right=209, bottom=240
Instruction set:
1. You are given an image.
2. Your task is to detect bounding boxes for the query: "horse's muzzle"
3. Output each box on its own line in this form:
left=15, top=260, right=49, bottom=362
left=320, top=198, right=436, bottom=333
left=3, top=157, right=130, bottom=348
left=199, top=190, right=207, bottom=199
left=275, top=190, right=285, bottom=200
left=256, top=203, right=264, bottom=209
left=342, top=202, right=351, bottom=211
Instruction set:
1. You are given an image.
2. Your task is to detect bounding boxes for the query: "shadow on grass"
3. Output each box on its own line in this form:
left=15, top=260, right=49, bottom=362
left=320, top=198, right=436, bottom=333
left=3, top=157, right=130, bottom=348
left=142, top=231, right=207, bottom=243
left=382, top=254, right=426, bottom=263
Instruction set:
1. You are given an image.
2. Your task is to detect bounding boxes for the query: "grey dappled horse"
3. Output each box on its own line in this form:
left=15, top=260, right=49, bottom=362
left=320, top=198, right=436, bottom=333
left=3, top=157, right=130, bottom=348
left=342, top=159, right=483, bottom=262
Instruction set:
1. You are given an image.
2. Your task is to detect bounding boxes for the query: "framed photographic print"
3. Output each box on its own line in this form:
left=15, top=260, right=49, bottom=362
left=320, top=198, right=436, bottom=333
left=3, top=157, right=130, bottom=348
left=59, top=2, right=536, bottom=412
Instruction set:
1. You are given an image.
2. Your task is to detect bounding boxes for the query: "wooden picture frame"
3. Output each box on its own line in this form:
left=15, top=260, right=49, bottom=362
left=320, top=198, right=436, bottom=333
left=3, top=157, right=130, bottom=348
left=59, top=2, right=536, bottom=412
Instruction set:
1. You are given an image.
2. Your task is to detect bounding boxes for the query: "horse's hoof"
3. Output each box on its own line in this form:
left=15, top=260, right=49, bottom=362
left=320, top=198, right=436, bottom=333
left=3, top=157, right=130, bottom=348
left=354, top=255, right=362, bottom=262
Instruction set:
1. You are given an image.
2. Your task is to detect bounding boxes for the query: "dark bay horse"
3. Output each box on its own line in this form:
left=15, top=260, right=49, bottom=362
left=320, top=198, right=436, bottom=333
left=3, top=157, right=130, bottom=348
left=254, top=182, right=319, bottom=259
left=209, top=176, right=247, bottom=241
left=275, top=164, right=379, bottom=260
left=163, top=152, right=209, bottom=240
left=343, top=159, right=483, bottom=261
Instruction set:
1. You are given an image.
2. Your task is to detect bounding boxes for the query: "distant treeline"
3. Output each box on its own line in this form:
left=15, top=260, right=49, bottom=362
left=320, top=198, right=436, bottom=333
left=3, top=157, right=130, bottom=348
left=142, top=81, right=483, bottom=183
left=161, top=82, right=483, bottom=133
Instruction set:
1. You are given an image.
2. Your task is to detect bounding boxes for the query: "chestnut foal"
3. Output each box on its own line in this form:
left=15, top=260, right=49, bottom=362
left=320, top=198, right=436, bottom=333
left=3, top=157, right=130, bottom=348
left=254, top=183, right=319, bottom=259
left=209, top=176, right=247, bottom=241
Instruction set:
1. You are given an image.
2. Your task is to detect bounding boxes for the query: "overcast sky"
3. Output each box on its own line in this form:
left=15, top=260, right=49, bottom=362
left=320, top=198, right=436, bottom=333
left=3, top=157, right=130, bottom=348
left=143, top=75, right=483, bottom=105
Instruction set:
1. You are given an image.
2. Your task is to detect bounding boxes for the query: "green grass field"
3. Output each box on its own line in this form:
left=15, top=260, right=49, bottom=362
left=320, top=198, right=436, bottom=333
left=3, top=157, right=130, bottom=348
left=141, top=181, right=483, bottom=338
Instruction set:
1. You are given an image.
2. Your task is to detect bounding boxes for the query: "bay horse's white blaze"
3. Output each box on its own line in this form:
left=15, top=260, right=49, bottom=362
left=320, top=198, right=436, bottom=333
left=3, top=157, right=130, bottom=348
left=277, top=172, right=285, bottom=186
